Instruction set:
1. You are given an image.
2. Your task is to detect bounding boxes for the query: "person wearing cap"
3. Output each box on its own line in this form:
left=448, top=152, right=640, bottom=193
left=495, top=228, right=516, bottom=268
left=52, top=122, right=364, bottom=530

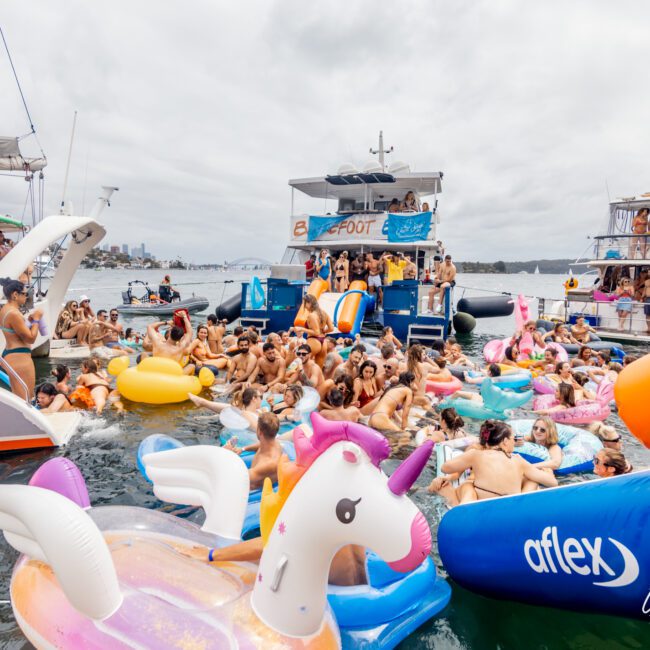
left=79, top=295, right=95, bottom=320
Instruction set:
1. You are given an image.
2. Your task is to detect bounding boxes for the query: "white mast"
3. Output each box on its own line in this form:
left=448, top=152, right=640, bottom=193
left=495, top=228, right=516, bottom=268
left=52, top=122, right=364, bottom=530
left=60, top=111, right=77, bottom=215
left=369, top=130, right=393, bottom=171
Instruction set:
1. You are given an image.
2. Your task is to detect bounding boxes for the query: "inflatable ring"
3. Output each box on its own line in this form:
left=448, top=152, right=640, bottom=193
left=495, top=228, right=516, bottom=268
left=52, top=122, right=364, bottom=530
left=532, top=394, right=611, bottom=425
left=508, top=419, right=603, bottom=474
left=426, top=376, right=463, bottom=396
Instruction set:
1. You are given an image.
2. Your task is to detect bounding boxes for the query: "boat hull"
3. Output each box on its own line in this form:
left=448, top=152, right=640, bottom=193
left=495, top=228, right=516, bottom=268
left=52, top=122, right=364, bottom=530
left=115, top=297, right=209, bottom=316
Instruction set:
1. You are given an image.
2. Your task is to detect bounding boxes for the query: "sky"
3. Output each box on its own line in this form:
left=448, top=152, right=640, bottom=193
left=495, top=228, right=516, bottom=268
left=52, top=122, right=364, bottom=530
left=1, top=0, right=648, bottom=264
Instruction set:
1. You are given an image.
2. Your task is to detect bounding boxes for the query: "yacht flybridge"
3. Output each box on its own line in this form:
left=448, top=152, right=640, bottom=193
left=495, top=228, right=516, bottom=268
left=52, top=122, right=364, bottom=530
left=235, top=133, right=454, bottom=345
left=540, top=195, right=650, bottom=343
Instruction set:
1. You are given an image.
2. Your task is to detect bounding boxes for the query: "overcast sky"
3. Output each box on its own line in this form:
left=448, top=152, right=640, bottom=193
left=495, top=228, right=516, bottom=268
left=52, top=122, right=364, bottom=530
left=1, top=1, right=648, bottom=263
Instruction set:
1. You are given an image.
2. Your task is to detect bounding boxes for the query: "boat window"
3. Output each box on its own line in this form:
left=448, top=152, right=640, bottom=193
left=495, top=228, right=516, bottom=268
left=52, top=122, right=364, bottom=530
left=337, top=199, right=366, bottom=213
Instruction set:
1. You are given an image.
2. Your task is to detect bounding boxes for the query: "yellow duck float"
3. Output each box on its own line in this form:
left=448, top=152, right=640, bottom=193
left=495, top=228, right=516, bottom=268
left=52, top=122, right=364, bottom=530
left=108, top=356, right=214, bottom=404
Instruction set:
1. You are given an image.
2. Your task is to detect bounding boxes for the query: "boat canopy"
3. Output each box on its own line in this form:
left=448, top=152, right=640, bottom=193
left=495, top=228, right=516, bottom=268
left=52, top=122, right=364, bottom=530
left=289, top=171, right=442, bottom=200
left=0, top=136, right=47, bottom=172
left=0, top=214, right=26, bottom=232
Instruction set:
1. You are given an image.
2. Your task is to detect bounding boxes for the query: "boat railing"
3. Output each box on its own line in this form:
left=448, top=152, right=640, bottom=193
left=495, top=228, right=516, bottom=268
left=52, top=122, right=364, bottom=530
left=593, top=233, right=650, bottom=261
left=0, top=357, right=31, bottom=403
left=538, top=295, right=648, bottom=336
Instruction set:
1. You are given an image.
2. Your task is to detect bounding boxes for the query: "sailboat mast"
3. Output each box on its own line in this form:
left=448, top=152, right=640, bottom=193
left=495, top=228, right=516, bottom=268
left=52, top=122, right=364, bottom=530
left=60, top=111, right=78, bottom=215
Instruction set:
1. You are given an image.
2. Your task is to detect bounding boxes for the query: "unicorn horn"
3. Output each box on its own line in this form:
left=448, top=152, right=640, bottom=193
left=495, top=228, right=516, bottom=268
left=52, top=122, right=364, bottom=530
left=387, top=440, right=434, bottom=496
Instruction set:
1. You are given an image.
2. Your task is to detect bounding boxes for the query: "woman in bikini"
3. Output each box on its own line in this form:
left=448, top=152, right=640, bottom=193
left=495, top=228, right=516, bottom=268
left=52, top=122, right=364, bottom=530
left=75, top=358, right=115, bottom=414
left=269, top=384, right=303, bottom=422
left=293, top=294, right=333, bottom=368
left=52, top=364, right=72, bottom=395
left=333, top=251, right=349, bottom=293
left=434, top=420, right=557, bottom=506
left=188, top=325, right=228, bottom=374
left=352, top=360, right=380, bottom=415
left=368, top=371, right=415, bottom=433
left=628, top=207, right=649, bottom=260
left=55, top=300, right=91, bottom=344
left=515, top=416, right=563, bottom=471
left=35, top=382, right=74, bottom=414
left=534, top=383, right=576, bottom=415
left=318, top=369, right=354, bottom=409
left=0, top=278, right=42, bottom=400
left=406, top=344, right=440, bottom=408
left=376, top=326, right=402, bottom=351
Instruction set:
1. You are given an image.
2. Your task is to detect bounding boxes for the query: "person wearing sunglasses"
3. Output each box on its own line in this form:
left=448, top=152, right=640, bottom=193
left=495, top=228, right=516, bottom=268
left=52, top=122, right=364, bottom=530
left=0, top=278, right=43, bottom=399
left=78, top=295, right=95, bottom=320
left=593, top=449, right=632, bottom=478
left=587, top=422, right=624, bottom=451
left=294, top=344, right=323, bottom=388
left=54, top=300, right=91, bottom=344
left=515, top=417, right=563, bottom=471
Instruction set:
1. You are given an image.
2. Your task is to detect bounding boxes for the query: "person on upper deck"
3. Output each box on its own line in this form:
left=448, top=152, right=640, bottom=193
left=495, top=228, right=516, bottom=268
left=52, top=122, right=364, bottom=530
left=401, top=191, right=420, bottom=212
left=629, top=208, right=649, bottom=260
left=387, top=198, right=401, bottom=213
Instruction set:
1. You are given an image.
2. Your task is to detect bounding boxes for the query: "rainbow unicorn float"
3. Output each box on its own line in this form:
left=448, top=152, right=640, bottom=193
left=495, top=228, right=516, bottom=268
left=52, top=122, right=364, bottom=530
left=1, top=414, right=450, bottom=649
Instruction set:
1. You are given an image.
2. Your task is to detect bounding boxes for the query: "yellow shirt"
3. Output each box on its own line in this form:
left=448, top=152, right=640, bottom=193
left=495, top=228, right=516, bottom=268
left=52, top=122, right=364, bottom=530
left=385, top=259, right=407, bottom=284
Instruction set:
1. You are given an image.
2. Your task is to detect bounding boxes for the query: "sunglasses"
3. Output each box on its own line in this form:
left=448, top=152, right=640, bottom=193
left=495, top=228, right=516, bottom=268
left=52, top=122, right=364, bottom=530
left=593, top=457, right=610, bottom=467
left=606, top=436, right=622, bottom=443
left=532, top=425, right=547, bottom=433
left=296, top=351, right=309, bottom=357
left=71, top=304, right=78, bottom=308
left=110, top=314, right=118, bottom=318
left=18, top=291, right=29, bottom=296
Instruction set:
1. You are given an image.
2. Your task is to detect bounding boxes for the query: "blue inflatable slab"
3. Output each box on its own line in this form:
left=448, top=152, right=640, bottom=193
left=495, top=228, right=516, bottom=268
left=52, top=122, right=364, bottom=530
left=439, top=470, right=650, bottom=621
left=331, top=554, right=451, bottom=650
left=136, top=434, right=184, bottom=481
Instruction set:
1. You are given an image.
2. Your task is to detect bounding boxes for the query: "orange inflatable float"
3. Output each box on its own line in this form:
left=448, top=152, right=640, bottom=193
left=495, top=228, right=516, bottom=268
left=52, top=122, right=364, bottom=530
left=614, top=353, right=650, bottom=448
left=337, top=280, right=367, bottom=333
left=294, top=278, right=329, bottom=327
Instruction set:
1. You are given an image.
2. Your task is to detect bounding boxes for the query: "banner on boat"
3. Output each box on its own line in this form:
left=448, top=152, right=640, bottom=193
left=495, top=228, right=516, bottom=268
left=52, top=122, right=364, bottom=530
left=292, top=212, right=435, bottom=244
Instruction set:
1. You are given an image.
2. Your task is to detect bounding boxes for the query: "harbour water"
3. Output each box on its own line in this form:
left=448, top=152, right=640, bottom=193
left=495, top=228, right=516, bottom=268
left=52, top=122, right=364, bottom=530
left=0, top=269, right=648, bottom=649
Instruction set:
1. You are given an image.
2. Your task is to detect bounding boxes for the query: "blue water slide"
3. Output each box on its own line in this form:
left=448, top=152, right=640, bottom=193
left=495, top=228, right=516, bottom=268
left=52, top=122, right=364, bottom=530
left=438, top=470, right=650, bottom=620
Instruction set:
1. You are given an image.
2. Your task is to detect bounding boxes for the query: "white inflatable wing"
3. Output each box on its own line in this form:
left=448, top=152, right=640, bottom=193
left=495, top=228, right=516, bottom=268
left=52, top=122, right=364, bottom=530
left=0, top=485, right=122, bottom=620
left=142, top=445, right=250, bottom=540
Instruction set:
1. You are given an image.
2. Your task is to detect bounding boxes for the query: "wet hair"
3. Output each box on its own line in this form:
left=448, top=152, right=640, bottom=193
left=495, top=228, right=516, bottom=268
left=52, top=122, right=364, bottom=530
left=380, top=343, right=395, bottom=360
left=487, top=363, right=502, bottom=377
left=573, top=373, right=589, bottom=387
left=262, top=341, right=275, bottom=352
left=334, top=372, right=355, bottom=406
left=51, top=364, right=70, bottom=382
left=233, top=326, right=244, bottom=336
left=0, top=277, right=25, bottom=300
left=207, top=314, right=217, bottom=324
left=532, top=417, right=558, bottom=446
left=257, top=412, right=279, bottom=439
left=169, top=326, right=184, bottom=342
left=82, top=358, right=99, bottom=373
left=558, top=383, right=576, bottom=407
left=479, top=420, right=513, bottom=447
left=284, top=384, right=303, bottom=404
left=358, top=360, right=377, bottom=377
left=587, top=421, right=619, bottom=443
left=599, top=449, right=630, bottom=475
left=440, top=407, right=464, bottom=433
left=327, top=387, right=344, bottom=407
left=504, top=346, right=517, bottom=362
left=36, top=382, right=58, bottom=399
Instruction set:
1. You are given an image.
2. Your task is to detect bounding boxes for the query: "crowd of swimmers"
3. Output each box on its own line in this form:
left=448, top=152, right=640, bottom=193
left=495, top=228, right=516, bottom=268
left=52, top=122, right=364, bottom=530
left=0, top=275, right=636, bottom=511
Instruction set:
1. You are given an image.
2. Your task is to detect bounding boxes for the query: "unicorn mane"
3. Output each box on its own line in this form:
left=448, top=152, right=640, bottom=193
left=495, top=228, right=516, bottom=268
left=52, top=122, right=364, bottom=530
left=259, top=413, right=391, bottom=544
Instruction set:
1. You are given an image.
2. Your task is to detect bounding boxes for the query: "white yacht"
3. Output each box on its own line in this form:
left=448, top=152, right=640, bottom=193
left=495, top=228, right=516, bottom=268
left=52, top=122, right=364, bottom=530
left=539, top=196, right=650, bottom=343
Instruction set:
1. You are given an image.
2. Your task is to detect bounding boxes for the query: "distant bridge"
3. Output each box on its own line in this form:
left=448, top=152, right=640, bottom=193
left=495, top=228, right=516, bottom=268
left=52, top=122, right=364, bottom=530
left=225, top=257, right=273, bottom=270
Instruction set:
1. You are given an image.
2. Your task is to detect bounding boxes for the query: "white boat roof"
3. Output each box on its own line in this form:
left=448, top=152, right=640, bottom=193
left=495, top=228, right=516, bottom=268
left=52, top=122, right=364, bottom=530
left=610, top=195, right=650, bottom=210
left=289, top=171, right=442, bottom=200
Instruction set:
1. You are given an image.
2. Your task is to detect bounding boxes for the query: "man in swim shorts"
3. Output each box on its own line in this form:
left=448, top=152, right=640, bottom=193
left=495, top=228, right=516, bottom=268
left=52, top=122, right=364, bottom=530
left=89, top=310, right=128, bottom=357
left=250, top=341, right=286, bottom=393
left=427, top=254, right=457, bottom=313
left=224, top=411, right=283, bottom=489
left=226, top=334, right=258, bottom=389
left=365, top=253, right=383, bottom=305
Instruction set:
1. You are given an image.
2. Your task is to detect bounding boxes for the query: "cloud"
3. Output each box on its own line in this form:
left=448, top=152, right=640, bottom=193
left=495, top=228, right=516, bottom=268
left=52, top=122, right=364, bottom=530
left=0, top=0, right=648, bottom=263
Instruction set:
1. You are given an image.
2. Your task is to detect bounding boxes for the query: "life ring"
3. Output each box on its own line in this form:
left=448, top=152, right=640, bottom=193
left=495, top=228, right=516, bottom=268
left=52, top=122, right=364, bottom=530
left=563, top=277, right=579, bottom=294
left=508, top=419, right=603, bottom=474
left=425, top=376, right=463, bottom=396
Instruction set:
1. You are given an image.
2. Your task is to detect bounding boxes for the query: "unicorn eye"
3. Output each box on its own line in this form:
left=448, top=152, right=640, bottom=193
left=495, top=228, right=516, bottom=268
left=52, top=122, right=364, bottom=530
left=336, top=498, right=361, bottom=524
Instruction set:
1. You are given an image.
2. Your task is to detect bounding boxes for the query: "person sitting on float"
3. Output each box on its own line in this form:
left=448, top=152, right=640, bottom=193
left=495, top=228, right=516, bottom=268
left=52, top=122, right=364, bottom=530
left=368, top=371, right=415, bottom=435
left=445, top=342, right=474, bottom=368
left=541, top=322, right=578, bottom=345
left=463, top=363, right=501, bottom=387
left=571, top=345, right=595, bottom=367
left=593, top=448, right=633, bottom=478
left=586, top=359, right=622, bottom=384
left=502, top=343, right=520, bottom=367
left=570, top=316, right=596, bottom=344
left=268, top=384, right=303, bottom=422
left=433, top=420, right=558, bottom=506
left=515, top=320, right=546, bottom=351
left=223, top=412, right=284, bottom=490
left=35, top=382, right=74, bottom=414
left=421, top=407, right=467, bottom=445
left=546, top=361, right=581, bottom=390
left=572, top=372, right=596, bottom=401
left=189, top=386, right=262, bottom=430
left=533, top=383, right=576, bottom=414
left=531, top=346, right=558, bottom=373
left=514, top=416, right=563, bottom=471
left=587, top=422, right=623, bottom=452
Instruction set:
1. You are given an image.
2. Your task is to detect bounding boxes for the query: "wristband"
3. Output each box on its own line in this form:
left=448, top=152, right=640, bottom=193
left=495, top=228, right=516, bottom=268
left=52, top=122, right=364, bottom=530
left=208, top=548, right=215, bottom=562
left=31, top=319, right=40, bottom=324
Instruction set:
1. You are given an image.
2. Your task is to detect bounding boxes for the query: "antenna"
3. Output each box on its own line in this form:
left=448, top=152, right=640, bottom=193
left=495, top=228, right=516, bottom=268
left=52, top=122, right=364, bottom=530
left=60, top=111, right=78, bottom=215
left=369, top=130, right=393, bottom=171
